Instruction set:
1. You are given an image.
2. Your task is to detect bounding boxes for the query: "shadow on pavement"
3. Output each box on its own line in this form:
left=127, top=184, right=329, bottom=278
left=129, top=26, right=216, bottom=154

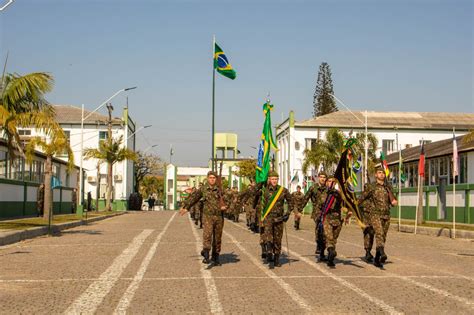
left=53, top=230, right=103, bottom=237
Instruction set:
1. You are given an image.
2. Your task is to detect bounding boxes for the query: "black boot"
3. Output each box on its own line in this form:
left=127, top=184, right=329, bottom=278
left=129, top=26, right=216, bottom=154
left=365, top=249, right=374, bottom=263
left=261, top=243, right=267, bottom=260
left=374, top=247, right=382, bottom=267
left=201, top=249, right=210, bottom=264
left=295, top=221, right=300, bottom=230
left=317, top=246, right=326, bottom=262
left=327, top=247, right=336, bottom=267
left=266, top=242, right=274, bottom=263
left=212, top=253, right=221, bottom=266
left=274, top=254, right=281, bottom=267
left=380, top=247, right=387, bottom=264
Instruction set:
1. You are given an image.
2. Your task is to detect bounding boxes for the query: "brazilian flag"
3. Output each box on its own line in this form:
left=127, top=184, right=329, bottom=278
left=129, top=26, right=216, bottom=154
left=255, top=102, right=278, bottom=183
left=214, top=43, right=236, bottom=80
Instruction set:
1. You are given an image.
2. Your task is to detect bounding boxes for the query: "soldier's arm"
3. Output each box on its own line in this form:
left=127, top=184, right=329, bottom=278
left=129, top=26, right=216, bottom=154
left=302, top=187, right=313, bottom=208
left=284, top=189, right=294, bottom=215
left=181, top=189, right=203, bottom=213
left=358, top=184, right=373, bottom=204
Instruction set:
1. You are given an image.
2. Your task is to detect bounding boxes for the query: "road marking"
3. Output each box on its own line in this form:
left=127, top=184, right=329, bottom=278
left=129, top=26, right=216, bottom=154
left=189, top=217, right=224, bottom=315
left=223, top=230, right=313, bottom=314
left=229, top=221, right=400, bottom=315
left=114, top=212, right=177, bottom=314
left=295, top=227, right=474, bottom=310
left=64, top=229, right=154, bottom=315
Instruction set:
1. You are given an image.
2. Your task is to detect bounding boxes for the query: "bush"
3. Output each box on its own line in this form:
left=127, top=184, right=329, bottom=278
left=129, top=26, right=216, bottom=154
left=128, top=192, right=143, bottom=210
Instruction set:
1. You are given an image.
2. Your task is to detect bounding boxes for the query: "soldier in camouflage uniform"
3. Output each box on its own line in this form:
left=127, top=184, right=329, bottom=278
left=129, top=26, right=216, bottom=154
left=291, top=185, right=305, bottom=230
left=240, top=181, right=259, bottom=232
left=254, top=171, right=293, bottom=268
left=359, top=183, right=375, bottom=262
left=359, top=166, right=397, bottom=267
left=303, top=171, right=327, bottom=259
left=230, top=187, right=241, bottom=222
left=323, top=176, right=352, bottom=267
left=37, top=183, right=45, bottom=217
left=180, top=171, right=226, bottom=266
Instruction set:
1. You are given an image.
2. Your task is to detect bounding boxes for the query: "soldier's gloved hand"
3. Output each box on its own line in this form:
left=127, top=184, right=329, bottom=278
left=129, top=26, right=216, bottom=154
left=282, top=213, right=290, bottom=222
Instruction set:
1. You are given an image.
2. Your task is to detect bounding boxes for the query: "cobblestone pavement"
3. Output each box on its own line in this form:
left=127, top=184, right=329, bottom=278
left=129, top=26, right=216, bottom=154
left=0, top=211, right=473, bottom=314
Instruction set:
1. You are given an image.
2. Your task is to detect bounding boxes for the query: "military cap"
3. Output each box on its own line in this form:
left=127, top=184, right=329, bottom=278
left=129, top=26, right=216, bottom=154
left=327, top=174, right=335, bottom=179
left=374, top=164, right=384, bottom=172
left=318, top=170, right=327, bottom=177
left=207, top=171, right=218, bottom=177
left=268, top=170, right=279, bottom=178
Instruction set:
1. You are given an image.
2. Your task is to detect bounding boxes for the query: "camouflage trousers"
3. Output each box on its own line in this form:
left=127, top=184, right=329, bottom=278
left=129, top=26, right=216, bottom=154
left=245, top=205, right=256, bottom=224
left=202, top=215, right=224, bottom=254
left=261, top=218, right=284, bottom=254
left=368, top=214, right=390, bottom=249
left=323, top=219, right=342, bottom=249
left=314, top=216, right=326, bottom=249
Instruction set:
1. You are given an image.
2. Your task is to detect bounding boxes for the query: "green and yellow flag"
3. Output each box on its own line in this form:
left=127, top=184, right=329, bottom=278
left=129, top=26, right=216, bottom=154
left=214, top=43, right=236, bottom=80
left=255, top=102, right=278, bottom=183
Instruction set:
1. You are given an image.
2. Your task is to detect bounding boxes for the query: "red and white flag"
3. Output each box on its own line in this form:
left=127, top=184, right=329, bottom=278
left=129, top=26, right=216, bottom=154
left=453, top=131, right=458, bottom=177
left=418, top=140, right=425, bottom=176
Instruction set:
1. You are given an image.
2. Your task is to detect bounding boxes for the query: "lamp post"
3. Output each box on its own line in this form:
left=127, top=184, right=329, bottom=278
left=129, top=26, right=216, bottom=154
left=78, top=87, right=137, bottom=211
left=329, top=94, right=368, bottom=187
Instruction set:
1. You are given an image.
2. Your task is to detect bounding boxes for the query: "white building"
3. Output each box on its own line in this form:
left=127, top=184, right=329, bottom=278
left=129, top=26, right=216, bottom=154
left=276, top=110, right=474, bottom=190
left=18, top=105, right=137, bottom=210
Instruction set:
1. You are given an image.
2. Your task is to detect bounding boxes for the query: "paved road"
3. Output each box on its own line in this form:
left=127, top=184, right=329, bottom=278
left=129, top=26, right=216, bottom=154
left=0, top=211, right=473, bottom=314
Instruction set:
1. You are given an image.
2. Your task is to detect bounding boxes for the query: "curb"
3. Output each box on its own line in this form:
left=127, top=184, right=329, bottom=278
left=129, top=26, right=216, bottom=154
left=0, top=212, right=126, bottom=247
left=391, top=223, right=474, bottom=239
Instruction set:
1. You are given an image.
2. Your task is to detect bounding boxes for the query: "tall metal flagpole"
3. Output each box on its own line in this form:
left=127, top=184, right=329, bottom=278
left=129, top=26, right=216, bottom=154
left=211, top=35, right=216, bottom=172
left=453, top=127, right=456, bottom=239
left=397, top=134, right=401, bottom=232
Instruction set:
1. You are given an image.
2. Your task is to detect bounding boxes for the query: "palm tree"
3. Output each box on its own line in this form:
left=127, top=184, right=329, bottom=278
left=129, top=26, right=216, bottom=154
left=84, top=136, right=137, bottom=211
left=353, top=132, right=379, bottom=175
left=25, top=126, right=74, bottom=220
left=462, top=129, right=474, bottom=144
left=0, top=72, right=55, bottom=158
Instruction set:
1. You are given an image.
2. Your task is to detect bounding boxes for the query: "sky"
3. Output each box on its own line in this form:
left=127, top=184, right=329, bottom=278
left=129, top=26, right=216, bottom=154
left=0, top=0, right=472, bottom=166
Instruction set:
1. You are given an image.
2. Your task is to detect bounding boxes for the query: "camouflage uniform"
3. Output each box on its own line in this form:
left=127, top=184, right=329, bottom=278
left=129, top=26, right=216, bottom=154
left=184, top=183, right=224, bottom=260
left=303, top=183, right=327, bottom=254
left=291, top=191, right=305, bottom=230
left=258, top=184, right=293, bottom=264
left=230, top=189, right=241, bottom=222
left=322, top=187, right=343, bottom=267
left=240, top=184, right=259, bottom=231
left=37, top=184, right=45, bottom=217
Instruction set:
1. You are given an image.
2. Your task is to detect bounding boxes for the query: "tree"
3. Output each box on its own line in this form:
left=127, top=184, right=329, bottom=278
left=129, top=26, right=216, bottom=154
left=25, top=126, right=74, bottom=220
left=84, top=136, right=137, bottom=211
left=134, top=152, right=163, bottom=192
left=139, top=176, right=164, bottom=200
left=0, top=72, right=55, bottom=158
left=234, top=159, right=256, bottom=181
left=313, top=62, right=337, bottom=117
left=353, top=132, right=379, bottom=176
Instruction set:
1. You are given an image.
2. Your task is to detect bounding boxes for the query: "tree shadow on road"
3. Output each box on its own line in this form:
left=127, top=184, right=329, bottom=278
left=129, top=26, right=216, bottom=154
left=53, top=230, right=103, bottom=237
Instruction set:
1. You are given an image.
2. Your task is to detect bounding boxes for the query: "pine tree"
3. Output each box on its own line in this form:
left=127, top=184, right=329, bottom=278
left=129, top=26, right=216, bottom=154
left=313, top=62, right=338, bottom=117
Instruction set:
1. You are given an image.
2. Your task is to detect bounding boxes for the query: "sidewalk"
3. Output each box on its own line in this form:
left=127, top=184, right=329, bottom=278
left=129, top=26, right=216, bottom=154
left=390, top=219, right=474, bottom=239
left=0, top=212, right=126, bottom=246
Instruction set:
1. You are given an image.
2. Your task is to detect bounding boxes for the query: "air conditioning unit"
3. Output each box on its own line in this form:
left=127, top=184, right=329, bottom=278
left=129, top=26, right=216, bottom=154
left=114, top=175, right=122, bottom=181
left=87, top=176, right=96, bottom=183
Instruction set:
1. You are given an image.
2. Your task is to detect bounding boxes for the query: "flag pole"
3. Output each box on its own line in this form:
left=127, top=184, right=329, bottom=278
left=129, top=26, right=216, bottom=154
left=397, top=134, right=401, bottom=232
left=453, top=127, right=456, bottom=239
left=414, top=138, right=423, bottom=235
left=211, top=35, right=216, bottom=172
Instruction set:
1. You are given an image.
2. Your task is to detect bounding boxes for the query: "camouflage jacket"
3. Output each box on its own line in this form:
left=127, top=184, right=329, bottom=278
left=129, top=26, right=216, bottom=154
left=259, top=184, right=293, bottom=220
left=321, top=188, right=343, bottom=225
left=239, top=185, right=258, bottom=207
left=304, top=184, right=327, bottom=219
left=184, top=183, right=222, bottom=216
left=291, top=191, right=305, bottom=213
left=359, top=182, right=393, bottom=217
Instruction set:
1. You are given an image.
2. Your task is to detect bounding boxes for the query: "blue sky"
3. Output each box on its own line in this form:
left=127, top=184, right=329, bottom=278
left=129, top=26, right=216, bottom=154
left=1, top=0, right=472, bottom=165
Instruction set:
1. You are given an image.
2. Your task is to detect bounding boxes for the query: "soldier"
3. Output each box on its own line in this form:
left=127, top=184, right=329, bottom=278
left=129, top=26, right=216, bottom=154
left=291, top=185, right=305, bottom=230
left=180, top=171, right=226, bottom=266
left=303, top=171, right=328, bottom=260
left=359, top=183, right=375, bottom=263
left=231, top=187, right=241, bottom=222
left=359, top=166, right=397, bottom=267
left=240, top=181, right=259, bottom=232
left=37, top=183, right=45, bottom=217
left=254, top=171, right=293, bottom=268
left=323, top=175, right=352, bottom=268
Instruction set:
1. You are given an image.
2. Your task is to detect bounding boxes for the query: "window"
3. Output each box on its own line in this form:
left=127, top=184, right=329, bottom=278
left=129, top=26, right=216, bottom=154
left=295, top=141, right=300, bottom=151
left=31, top=160, right=44, bottom=183
left=18, top=129, right=31, bottom=136
left=305, top=138, right=317, bottom=150
left=0, top=151, right=7, bottom=178
left=382, top=139, right=395, bottom=155
left=99, top=131, right=108, bottom=145
left=11, top=158, right=24, bottom=180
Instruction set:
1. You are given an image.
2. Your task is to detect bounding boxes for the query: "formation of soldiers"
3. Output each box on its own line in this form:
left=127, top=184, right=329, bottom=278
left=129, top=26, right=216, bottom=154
left=180, top=164, right=397, bottom=269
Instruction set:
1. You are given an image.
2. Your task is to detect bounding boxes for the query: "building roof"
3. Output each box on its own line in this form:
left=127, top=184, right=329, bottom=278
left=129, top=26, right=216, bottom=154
left=386, top=135, right=474, bottom=165
left=53, top=105, right=123, bottom=125
left=296, top=111, right=474, bottom=131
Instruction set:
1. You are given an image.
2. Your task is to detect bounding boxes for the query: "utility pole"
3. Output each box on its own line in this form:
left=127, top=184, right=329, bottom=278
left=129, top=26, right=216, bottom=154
left=105, top=103, right=114, bottom=211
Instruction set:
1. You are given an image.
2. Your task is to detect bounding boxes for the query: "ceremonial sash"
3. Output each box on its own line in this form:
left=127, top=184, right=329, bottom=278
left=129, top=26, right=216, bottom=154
left=261, top=186, right=284, bottom=222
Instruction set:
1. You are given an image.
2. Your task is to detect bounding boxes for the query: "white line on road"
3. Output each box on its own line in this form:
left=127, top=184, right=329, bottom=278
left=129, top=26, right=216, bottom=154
left=189, top=217, right=224, bottom=315
left=64, top=229, right=154, bottom=315
left=229, top=221, right=400, bottom=315
left=114, top=212, right=177, bottom=314
left=223, top=230, right=313, bottom=314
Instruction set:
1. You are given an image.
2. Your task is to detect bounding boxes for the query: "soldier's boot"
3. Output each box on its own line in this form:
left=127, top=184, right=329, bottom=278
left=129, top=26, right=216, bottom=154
left=374, top=247, right=383, bottom=267
left=318, top=245, right=327, bottom=262
left=315, top=244, right=321, bottom=255
left=380, top=247, right=387, bottom=264
left=266, top=242, right=274, bottom=264
left=212, top=252, right=221, bottom=266
left=201, top=249, right=210, bottom=264
left=295, top=220, right=300, bottom=230
left=365, top=249, right=374, bottom=263
left=327, top=247, right=336, bottom=267
left=246, top=219, right=250, bottom=227
left=261, top=243, right=267, bottom=260
left=274, top=254, right=281, bottom=267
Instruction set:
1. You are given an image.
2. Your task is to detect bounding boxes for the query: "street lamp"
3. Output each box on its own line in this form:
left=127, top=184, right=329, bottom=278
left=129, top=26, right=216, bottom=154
left=329, top=93, right=369, bottom=187
left=127, top=125, right=152, bottom=140
left=79, top=87, right=137, bottom=210
left=143, top=144, right=158, bottom=154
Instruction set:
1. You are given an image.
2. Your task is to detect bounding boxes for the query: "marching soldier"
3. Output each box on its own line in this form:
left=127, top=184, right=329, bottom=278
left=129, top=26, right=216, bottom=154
left=359, top=183, right=375, bottom=263
left=231, top=187, right=241, bottom=222
left=180, top=171, right=226, bottom=266
left=303, top=171, right=328, bottom=260
left=359, top=166, right=397, bottom=267
left=254, top=171, right=293, bottom=268
left=322, top=175, right=352, bottom=268
left=291, top=185, right=305, bottom=230
left=240, top=181, right=259, bottom=232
